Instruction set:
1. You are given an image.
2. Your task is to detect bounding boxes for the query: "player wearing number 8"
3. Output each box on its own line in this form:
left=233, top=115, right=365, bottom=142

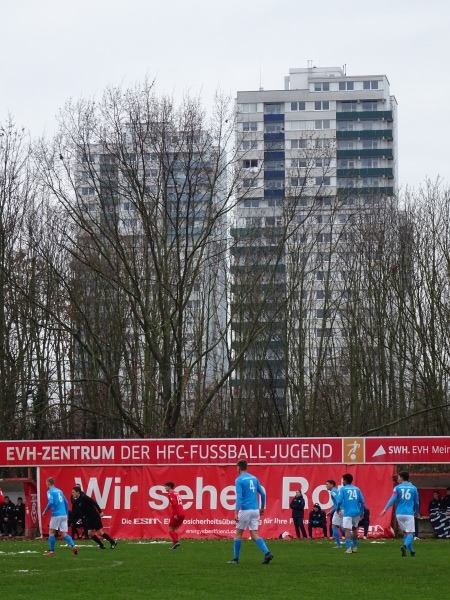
left=381, top=471, right=419, bottom=557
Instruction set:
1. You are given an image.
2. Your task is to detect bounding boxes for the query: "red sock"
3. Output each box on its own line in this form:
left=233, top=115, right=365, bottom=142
left=169, top=530, right=178, bottom=543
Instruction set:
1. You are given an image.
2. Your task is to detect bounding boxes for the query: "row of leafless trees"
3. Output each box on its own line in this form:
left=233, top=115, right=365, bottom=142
left=0, top=81, right=449, bottom=446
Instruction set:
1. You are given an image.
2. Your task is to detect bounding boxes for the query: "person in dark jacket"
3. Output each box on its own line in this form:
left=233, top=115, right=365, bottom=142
left=428, top=491, right=442, bottom=514
left=358, top=507, right=370, bottom=538
left=13, top=497, right=26, bottom=536
left=290, top=489, right=308, bottom=539
left=71, top=486, right=117, bottom=549
left=308, top=503, right=328, bottom=539
left=0, top=496, right=16, bottom=537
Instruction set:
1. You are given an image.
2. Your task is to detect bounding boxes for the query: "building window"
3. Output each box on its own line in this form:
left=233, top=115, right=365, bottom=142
left=291, top=139, right=307, bottom=149
left=315, top=119, right=331, bottom=130
left=264, top=123, right=284, bottom=133
left=245, top=216, right=262, bottom=227
left=315, top=101, right=330, bottom=110
left=291, top=158, right=308, bottom=168
left=363, top=80, right=379, bottom=90
left=268, top=198, right=283, bottom=207
left=243, top=159, right=258, bottom=169
left=337, top=140, right=354, bottom=149
left=243, top=122, right=258, bottom=132
left=362, top=140, right=378, bottom=149
left=316, top=176, right=331, bottom=186
left=288, top=121, right=307, bottom=131
left=315, top=138, right=331, bottom=149
left=339, top=81, right=354, bottom=90
left=337, top=121, right=354, bottom=131
left=315, top=158, right=331, bottom=167
left=243, top=198, right=260, bottom=207
left=264, top=141, right=284, bottom=150
left=362, top=177, right=380, bottom=187
left=361, top=158, right=378, bottom=168
left=338, top=158, right=355, bottom=168
left=316, top=290, right=324, bottom=300
left=242, top=177, right=258, bottom=188
left=290, top=176, right=308, bottom=187
left=291, top=101, right=306, bottom=111
left=362, top=101, right=378, bottom=111
left=239, top=103, right=258, bottom=113
left=242, top=140, right=258, bottom=150
left=316, top=309, right=324, bottom=319
left=265, top=179, right=284, bottom=190
left=265, top=159, right=285, bottom=170
left=314, top=82, right=330, bottom=91
left=265, top=103, right=283, bottom=114
left=362, top=120, right=378, bottom=131
left=341, top=101, right=357, bottom=112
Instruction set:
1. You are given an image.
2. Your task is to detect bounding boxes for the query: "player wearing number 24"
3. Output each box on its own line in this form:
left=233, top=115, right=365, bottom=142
left=380, top=471, right=419, bottom=558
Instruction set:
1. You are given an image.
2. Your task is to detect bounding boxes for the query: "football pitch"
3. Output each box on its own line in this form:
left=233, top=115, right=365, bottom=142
left=0, top=538, right=448, bottom=600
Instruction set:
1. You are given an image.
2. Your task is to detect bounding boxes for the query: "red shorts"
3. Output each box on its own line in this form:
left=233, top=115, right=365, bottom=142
left=169, top=515, right=185, bottom=529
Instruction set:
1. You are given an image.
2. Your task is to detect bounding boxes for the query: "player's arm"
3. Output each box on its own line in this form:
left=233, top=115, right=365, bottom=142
left=234, top=480, right=243, bottom=521
left=380, top=488, right=397, bottom=515
left=42, top=492, right=52, bottom=515
left=257, top=482, right=266, bottom=514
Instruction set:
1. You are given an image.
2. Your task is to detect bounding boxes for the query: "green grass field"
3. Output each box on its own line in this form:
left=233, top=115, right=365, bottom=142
left=0, top=537, right=448, bottom=600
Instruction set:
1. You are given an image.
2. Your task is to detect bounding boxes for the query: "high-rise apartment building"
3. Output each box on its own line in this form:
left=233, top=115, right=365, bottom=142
left=231, top=66, right=398, bottom=434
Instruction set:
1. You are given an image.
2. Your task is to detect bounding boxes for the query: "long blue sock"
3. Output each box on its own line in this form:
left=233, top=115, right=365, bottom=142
left=404, top=533, right=414, bottom=552
left=332, top=527, right=341, bottom=546
left=256, top=537, right=269, bottom=554
left=345, top=536, right=351, bottom=549
left=233, top=538, right=242, bottom=560
left=63, top=533, right=75, bottom=547
left=49, top=534, right=55, bottom=552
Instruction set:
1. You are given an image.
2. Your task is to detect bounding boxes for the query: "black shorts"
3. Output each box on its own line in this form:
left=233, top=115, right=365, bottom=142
left=85, top=515, right=103, bottom=531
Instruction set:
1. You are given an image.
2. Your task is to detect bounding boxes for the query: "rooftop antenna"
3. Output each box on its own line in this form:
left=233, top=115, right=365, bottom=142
left=259, top=61, right=263, bottom=91
left=343, top=63, right=347, bottom=75
left=308, top=59, right=313, bottom=69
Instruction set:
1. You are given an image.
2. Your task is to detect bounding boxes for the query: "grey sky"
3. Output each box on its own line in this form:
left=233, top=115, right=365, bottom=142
left=1, top=0, right=448, bottom=190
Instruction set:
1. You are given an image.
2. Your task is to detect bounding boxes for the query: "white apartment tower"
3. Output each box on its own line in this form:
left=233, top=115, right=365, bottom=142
left=231, top=66, right=398, bottom=434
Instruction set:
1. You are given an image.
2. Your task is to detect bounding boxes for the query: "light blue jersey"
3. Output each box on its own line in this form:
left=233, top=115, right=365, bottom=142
left=235, top=472, right=266, bottom=511
left=384, top=482, right=419, bottom=515
left=43, top=487, right=69, bottom=517
left=336, top=484, right=365, bottom=517
left=330, top=486, right=339, bottom=510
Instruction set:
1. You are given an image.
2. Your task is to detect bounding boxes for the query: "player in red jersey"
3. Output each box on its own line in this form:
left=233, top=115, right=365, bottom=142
left=164, top=482, right=185, bottom=549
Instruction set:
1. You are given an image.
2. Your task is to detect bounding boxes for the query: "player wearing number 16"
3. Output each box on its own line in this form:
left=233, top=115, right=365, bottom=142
left=227, top=460, right=273, bottom=565
left=380, top=471, right=419, bottom=558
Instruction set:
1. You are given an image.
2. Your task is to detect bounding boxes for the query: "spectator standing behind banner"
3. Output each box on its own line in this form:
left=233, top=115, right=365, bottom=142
left=358, top=507, right=370, bottom=538
left=428, top=491, right=442, bottom=514
left=290, top=490, right=308, bottom=539
left=13, top=497, right=26, bottom=536
left=441, top=488, right=450, bottom=513
left=0, top=496, right=16, bottom=537
left=308, top=503, right=328, bottom=539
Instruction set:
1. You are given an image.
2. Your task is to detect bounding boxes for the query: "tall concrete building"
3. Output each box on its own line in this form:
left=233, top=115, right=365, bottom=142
left=231, top=66, right=398, bottom=434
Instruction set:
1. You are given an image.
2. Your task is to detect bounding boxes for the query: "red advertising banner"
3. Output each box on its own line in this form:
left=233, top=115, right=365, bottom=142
left=38, top=464, right=395, bottom=539
left=365, top=437, right=450, bottom=464
left=3, top=437, right=448, bottom=467
left=1, top=438, right=343, bottom=466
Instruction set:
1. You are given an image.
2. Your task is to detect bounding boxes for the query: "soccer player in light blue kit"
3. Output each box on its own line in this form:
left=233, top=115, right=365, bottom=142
left=228, top=460, right=273, bottom=565
left=381, top=470, right=419, bottom=557
left=42, top=477, right=78, bottom=556
left=336, top=473, right=365, bottom=554
left=326, top=479, right=343, bottom=548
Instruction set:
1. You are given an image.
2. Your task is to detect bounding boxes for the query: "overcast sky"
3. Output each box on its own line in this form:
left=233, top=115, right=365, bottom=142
left=1, top=0, right=448, bottom=190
